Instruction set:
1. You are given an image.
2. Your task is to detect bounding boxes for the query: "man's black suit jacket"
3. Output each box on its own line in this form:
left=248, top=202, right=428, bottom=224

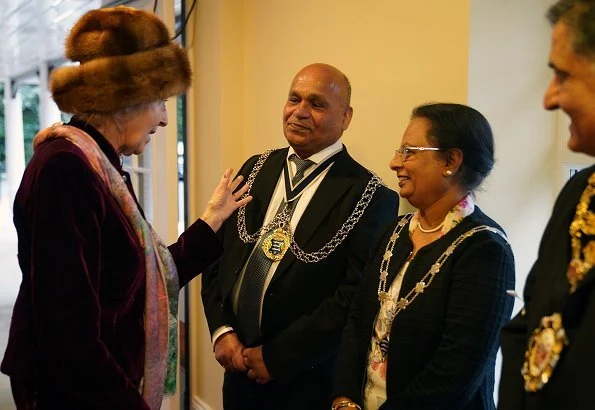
left=202, top=147, right=398, bottom=386
left=499, top=164, right=595, bottom=410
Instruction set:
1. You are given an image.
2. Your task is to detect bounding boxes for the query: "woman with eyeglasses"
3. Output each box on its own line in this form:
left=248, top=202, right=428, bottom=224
left=331, top=103, right=515, bottom=410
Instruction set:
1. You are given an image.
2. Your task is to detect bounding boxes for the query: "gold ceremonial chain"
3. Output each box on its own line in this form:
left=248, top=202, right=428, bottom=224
left=374, top=215, right=506, bottom=362
left=568, top=173, right=595, bottom=293
left=236, top=150, right=384, bottom=263
left=522, top=172, right=595, bottom=393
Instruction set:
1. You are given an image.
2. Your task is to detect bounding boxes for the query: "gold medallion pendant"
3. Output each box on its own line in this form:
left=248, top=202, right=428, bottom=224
left=522, top=313, right=568, bottom=392
left=261, top=228, right=291, bottom=261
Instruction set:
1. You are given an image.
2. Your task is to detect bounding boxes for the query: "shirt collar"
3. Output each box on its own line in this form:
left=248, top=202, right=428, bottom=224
left=286, top=139, right=343, bottom=165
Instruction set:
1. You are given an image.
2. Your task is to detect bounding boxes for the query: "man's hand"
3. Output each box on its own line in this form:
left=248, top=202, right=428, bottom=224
left=243, top=346, right=272, bottom=384
left=214, top=332, right=247, bottom=372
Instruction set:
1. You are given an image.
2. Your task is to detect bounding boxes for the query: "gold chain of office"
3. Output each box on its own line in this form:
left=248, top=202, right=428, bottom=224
left=522, top=172, right=595, bottom=393
left=236, top=149, right=384, bottom=263
left=567, top=172, right=595, bottom=293
left=376, top=215, right=507, bottom=337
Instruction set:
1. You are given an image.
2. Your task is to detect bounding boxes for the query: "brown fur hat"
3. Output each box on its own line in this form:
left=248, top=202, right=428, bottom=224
left=50, top=6, right=191, bottom=114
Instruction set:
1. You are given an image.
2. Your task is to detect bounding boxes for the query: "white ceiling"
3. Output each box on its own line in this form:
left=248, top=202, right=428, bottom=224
left=0, top=0, right=181, bottom=84
left=0, top=0, right=104, bottom=82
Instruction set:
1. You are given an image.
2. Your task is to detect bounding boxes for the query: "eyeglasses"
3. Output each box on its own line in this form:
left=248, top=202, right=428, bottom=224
left=394, top=146, right=443, bottom=162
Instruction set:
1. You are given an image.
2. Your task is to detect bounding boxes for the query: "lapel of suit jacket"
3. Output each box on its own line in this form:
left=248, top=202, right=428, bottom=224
left=270, top=148, right=358, bottom=284
left=244, top=148, right=288, bottom=235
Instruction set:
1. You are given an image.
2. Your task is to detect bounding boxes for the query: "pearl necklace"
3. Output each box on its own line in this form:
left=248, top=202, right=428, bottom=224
left=417, top=220, right=444, bottom=233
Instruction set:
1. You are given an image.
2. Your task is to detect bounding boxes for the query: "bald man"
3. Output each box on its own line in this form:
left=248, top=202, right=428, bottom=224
left=201, top=63, right=398, bottom=409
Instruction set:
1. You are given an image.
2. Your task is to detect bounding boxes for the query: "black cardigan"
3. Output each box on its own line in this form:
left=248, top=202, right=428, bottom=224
left=333, top=207, right=515, bottom=410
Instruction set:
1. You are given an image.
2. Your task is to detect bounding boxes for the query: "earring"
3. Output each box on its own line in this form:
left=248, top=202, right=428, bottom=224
left=445, top=170, right=453, bottom=176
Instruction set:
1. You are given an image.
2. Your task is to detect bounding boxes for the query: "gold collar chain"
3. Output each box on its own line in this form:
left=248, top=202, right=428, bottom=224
left=522, top=172, right=595, bottom=393
left=374, top=215, right=506, bottom=361
left=378, top=215, right=505, bottom=309
left=568, top=172, right=595, bottom=293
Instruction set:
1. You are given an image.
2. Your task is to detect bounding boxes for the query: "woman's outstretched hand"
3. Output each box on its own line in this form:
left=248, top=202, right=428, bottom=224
left=201, top=168, right=252, bottom=232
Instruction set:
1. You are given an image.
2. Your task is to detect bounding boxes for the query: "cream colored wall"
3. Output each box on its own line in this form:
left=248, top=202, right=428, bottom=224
left=468, top=0, right=556, bottom=307
left=186, top=1, right=470, bottom=409
left=467, top=0, right=567, bottom=403
left=185, top=2, right=244, bottom=409
left=241, top=0, right=470, bottom=192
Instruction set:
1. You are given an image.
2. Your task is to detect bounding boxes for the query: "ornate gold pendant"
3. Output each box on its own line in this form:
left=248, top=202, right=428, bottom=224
left=261, top=228, right=290, bottom=261
left=522, top=313, right=568, bottom=392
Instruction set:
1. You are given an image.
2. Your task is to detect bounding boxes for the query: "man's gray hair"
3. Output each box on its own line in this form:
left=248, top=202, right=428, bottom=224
left=547, top=0, right=595, bottom=58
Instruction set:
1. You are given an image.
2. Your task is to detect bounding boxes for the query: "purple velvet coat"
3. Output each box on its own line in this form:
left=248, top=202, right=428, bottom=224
left=1, top=119, right=222, bottom=409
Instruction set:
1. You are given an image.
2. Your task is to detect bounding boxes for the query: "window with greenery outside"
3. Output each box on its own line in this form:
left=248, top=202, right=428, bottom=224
left=0, top=83, right=41, bottom=174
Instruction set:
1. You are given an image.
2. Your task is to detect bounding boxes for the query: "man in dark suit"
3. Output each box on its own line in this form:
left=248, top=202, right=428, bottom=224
left=499, top=1, right=595, bottom=409
left=201, top=63, right=398, bottom=409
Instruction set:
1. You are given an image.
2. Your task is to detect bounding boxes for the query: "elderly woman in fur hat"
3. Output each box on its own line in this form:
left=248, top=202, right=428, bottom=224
left=0, top=6, right=251, bottom=410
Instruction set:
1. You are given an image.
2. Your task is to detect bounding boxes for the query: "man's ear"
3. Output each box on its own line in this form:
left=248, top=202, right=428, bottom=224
left=342, top=106, right=353, bottom=131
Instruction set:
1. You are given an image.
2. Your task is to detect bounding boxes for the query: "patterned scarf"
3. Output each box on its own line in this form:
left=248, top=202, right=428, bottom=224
left=33, top=124, right=179, bottom=410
